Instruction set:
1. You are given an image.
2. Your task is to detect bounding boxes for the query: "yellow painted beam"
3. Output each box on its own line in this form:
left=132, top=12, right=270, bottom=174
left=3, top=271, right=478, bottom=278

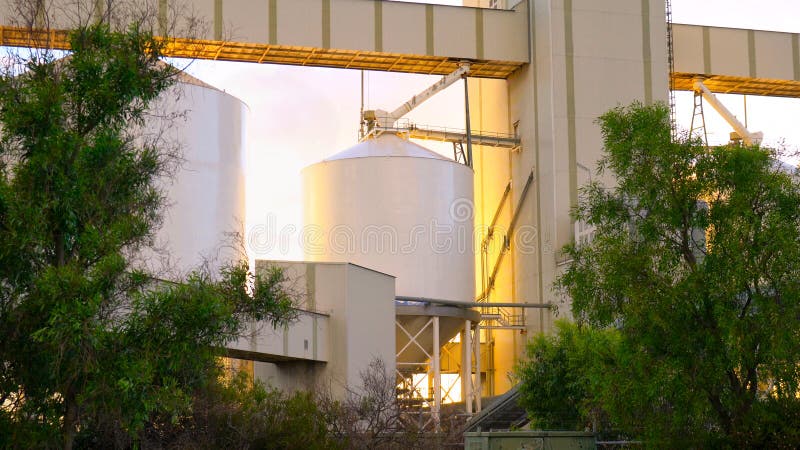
left=672, top=72, right=800, bottom=98
left=673, top=24, right=800, bottom=98
left=0, top=25, right=523, bottom=79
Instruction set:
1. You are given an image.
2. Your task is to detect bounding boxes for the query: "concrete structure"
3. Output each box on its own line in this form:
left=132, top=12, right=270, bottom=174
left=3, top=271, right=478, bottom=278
left=475, top=0, right=671, bottom=394
left=19, top=0, right=800, bottom=413
left=234, top=260, right=396, bottom=398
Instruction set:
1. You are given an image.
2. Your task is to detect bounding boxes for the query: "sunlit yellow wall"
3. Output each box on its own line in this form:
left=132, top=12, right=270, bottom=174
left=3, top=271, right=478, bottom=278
left=469, top=75, right=523, bottom=395
left=467, top=0, right=669, bottom=397
left=463, top=0, right=520, bottom=399
left=221, top=357, right=255, bottom=383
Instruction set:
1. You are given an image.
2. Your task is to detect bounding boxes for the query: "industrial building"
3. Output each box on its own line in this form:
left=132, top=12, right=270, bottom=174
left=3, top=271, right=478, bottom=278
left=8, top=0, right=800, bottom=429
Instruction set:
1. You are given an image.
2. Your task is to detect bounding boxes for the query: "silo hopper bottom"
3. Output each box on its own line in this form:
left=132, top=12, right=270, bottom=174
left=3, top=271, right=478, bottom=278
left=395, top=303, right=481, bottom=372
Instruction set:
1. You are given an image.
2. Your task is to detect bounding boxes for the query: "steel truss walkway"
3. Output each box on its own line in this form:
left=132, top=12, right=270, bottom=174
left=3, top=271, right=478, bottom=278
left=363, top=124, right=520, bottom=149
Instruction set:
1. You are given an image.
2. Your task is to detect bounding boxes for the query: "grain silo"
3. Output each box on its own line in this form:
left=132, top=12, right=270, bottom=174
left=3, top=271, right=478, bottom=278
left=302, top=133, right=474, bottom=302
left=302, top=132, right=481, bottom=418
left=144, top=72, right=246, bottom=278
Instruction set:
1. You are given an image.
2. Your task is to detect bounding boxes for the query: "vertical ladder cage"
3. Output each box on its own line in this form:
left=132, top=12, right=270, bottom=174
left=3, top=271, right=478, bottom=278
left=666, top=0, right=677, bottom=140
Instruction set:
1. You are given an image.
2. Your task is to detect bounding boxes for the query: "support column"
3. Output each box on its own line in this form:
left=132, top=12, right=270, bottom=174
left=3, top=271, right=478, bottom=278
left=460, top=328, right=466, bottom=411
left=463, top=75, right=474, bottom=167
left=463, top=319, right=473, bottom=414
left=474, top=321, right=482, bottom=412
left=432, top=316, right=441, bottom=430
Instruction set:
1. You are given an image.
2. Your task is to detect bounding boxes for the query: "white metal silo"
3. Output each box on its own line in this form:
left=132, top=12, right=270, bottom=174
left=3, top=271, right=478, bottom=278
left=302, top=133, right=474, bottom=303
left=142, top=72, right=246, bottom=277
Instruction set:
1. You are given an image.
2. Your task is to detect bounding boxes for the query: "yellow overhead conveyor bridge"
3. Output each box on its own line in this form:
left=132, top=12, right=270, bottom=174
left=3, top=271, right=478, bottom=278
left=1, top=1, right=799, bottom=97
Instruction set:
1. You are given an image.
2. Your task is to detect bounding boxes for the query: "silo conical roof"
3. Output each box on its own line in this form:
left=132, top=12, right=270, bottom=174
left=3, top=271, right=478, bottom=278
left=323, top=133, right=451, bottom=162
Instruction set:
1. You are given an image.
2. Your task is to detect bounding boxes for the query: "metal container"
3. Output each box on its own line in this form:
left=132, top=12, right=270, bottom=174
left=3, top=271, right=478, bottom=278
left=464, top=431, right=596, bottom=450
left=144, top=74, right=246, bottom=277
left=301, top=133, right=474, bottom=303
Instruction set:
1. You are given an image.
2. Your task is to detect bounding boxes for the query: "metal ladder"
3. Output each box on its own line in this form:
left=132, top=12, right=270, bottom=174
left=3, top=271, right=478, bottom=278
left=666, top=0, right=677, bottom=139
left=690, top=91, right=709, bottom=147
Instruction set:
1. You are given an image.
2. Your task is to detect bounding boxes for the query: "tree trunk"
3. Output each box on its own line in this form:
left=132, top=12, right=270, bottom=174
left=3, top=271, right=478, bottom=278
left=55, top=230, right=66, bottom=267
left=63, top=389, right=78, bottom=450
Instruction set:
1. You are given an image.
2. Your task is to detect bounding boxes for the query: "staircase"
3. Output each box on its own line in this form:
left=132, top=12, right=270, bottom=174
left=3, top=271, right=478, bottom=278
left=465, top=385, right=529, bottom=432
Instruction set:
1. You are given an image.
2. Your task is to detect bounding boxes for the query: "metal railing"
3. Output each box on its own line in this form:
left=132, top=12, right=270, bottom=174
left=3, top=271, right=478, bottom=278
left=479, top=305, right=525, bottom=330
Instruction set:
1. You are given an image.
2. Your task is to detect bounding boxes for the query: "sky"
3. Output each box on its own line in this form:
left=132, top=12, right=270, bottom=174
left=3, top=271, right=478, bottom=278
left=180, top=0, right=800, bottom=261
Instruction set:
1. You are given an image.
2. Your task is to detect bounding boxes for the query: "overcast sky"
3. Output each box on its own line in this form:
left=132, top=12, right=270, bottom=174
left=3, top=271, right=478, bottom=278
left=182, top=0, right=800, bottom=260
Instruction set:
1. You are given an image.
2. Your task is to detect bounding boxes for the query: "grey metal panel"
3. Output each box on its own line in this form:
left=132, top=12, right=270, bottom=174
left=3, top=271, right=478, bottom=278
left=673, top=24, right=800, bottom=96
left=0, top=0, right=529, bottom=75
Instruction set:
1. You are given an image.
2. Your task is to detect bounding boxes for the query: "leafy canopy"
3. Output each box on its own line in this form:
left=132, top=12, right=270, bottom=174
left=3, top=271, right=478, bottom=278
left=515, top=320, right=619, bottom=434
left=0, top=24, right=294, bottom=449
left=551, top=102, right=800, bottom=447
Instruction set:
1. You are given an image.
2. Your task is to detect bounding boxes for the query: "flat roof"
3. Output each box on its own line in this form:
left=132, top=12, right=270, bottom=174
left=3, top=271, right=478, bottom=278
left=257, top=259, right=396, bottom=278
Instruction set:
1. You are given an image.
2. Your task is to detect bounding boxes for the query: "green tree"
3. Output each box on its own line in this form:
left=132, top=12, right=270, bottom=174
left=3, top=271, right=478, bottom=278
left=127, top=372, right=343, bottom=450
left=555, top=101, right=800, bottom=447
left=515, top=320, right=619, bottom=434
left=0, top=25, right=294, bottom=449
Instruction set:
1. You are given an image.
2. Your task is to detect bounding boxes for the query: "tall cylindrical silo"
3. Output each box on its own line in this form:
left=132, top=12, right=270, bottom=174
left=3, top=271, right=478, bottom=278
left=143, top=73, right=246, bottom=278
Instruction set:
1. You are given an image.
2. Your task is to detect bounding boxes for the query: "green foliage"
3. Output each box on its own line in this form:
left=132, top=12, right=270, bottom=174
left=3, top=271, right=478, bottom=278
left=552, top=101, right=800, bottom=447
left=0, top=24, right=294, bottom=449
left=141, top=373, right=342, bottom=450
left=515, top=320, right=619, bottom=433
